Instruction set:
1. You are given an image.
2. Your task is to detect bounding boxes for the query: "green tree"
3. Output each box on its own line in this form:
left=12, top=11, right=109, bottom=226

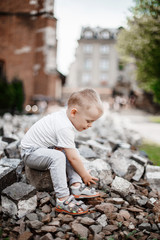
left=117, top=0, right=160, bottom=103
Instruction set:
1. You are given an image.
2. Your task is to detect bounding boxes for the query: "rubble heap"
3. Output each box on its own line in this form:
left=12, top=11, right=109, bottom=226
left=0, top=111, right=160, bottom=240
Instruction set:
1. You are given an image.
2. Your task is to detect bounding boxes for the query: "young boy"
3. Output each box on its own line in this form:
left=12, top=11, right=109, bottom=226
left=21, top=88, right=104, bottom=215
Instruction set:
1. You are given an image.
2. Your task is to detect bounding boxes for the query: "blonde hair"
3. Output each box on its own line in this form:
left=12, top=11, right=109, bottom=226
left=68, top=88, right=103, bottom=114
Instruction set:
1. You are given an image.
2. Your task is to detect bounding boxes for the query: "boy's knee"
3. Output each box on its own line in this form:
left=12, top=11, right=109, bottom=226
left=53, top=150, right=66, bottom=162
left=50, top=150, right=66, bottom=168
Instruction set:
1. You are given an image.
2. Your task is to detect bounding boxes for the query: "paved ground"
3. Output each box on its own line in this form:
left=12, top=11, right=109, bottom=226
left=119, top=108, right=160, bottom=145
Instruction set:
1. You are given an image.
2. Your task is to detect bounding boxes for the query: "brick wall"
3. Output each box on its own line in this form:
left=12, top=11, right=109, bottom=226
left=0, top=0, right=61, bottom=106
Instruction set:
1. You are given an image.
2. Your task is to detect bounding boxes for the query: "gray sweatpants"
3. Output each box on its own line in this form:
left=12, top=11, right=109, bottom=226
left=21, top=147, right=82, bottom=198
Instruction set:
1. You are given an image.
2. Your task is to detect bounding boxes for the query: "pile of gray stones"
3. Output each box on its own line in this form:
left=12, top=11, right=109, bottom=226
left=0, top=110, right=160, bottom=240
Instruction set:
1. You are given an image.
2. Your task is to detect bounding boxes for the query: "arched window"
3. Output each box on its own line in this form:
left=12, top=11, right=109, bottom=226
left=101, top=31, right=110, bottom=39
left=84, top=31, right=93, bottom=39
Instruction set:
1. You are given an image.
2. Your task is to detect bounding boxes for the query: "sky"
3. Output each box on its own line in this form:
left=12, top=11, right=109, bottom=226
left=54, top=0, right=134, bottom=75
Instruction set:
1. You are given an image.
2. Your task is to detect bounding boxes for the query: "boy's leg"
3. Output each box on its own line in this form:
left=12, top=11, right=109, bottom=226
left=65, top=148, right=82, bottom=186
left=24, top=148, right=70, bottom=198
left=24, top=148, right=88, bottom=215
left=64, top=151, right=100, bottom=199
left=66, top=158, right=82, bottom=186
left=66, top=157, right=100, bottom=199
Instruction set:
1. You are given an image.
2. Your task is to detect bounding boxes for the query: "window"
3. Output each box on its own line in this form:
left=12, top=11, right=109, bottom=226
left=101, top=31, right=110, bottom=39
left=100, top=59, right=109, bottom=70
left=84, top=59, right=92, bottom=70
left=100, top=45, right=110, bottom=54
left=84, top=31, right=93, bottom=38
left=82, top=73, right=91, bottom=85
left=83, top=44, right=93, bottom=54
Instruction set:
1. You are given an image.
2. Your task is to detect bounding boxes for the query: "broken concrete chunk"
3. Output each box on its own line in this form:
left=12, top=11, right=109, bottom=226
left=0, top=166, right=17, bottom=194
left=87, top=139, right=111, bottom=160
left=130, top=160, right=145, bottom=181
left=146, top=165, right=160, bottom=173
left=4, top=140, right=21, bottom=158
left=2, top=136, right=17, bottom=144
left=40, top=233, right=54, bottom=240
left=0, top=127, right=4, bottom=136
left=0, top=140, right=8, bottom=151
left=0, top=157, right=21, bottom=193
left=131, top=154, right=148, bottom=166
left=71, top=223, right=89, bottom=239
left=76, top=133, right=91, bottom=142
left=84, top=158, right=111, bottom=171
left=2, top=182, right=36, bottom=201
left=110, top=149, right=145, bottom=181
left=27, top=220, right=44, bottom=229
left=0, top=157, right=21, bottom=168
left=83, top=158, right=113, bottom=188
left=111, top=176, right=135, bottom=197
left=18, top=232, right=33, bottom=240
left=78, top=145, right=97, bottom=159
left=145, top=165, right=160, bottom=193
left=1, top=182, right=37, bottom=218
left=0, top=150, right=4, bottom=159
left=96, top=214, right=108, bottom=227
left=109, top=148, right=133, bottom=176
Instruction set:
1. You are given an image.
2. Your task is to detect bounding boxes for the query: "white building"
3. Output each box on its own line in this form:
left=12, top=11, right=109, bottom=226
left=66, top=26, right=135, bottom=94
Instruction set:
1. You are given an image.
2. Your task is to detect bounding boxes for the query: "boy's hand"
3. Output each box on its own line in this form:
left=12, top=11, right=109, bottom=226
left=64, top=148, right=99, bottom=185
left=82, top=172, right=99, bottom=186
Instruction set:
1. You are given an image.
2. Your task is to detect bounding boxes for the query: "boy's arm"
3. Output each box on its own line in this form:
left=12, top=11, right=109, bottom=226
left=64, top=148, right=98, bottom=185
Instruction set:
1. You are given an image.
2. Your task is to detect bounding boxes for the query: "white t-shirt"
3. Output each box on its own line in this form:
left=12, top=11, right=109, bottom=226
left=21, top=109, right=77, bottom=149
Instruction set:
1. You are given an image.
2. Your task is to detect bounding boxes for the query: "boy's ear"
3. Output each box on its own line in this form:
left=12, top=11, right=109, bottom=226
left=71, top=108, right=78, bottom=117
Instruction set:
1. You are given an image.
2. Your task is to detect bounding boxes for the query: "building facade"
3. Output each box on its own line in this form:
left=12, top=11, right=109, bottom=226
left=66, top=27, right=135, bottom=95
left=0, top=0, right=62, bottom=106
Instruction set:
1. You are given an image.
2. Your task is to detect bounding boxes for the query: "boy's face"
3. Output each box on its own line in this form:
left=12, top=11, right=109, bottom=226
left=69, top=106, right=102, bottom=132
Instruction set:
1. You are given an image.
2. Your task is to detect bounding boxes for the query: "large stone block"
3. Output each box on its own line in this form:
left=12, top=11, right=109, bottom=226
left=0, top=157, right=21, bottom=193
left=1, top=182, right=37, bottom=219
left=109, top=149, right=146, bottom=181
left=25, top=165, right=53, bottom=192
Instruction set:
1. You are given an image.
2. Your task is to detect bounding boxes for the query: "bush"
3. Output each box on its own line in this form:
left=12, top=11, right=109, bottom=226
left=11, top=77, right=25, bottom=113
left=0, top=76, right=25, bottom=115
